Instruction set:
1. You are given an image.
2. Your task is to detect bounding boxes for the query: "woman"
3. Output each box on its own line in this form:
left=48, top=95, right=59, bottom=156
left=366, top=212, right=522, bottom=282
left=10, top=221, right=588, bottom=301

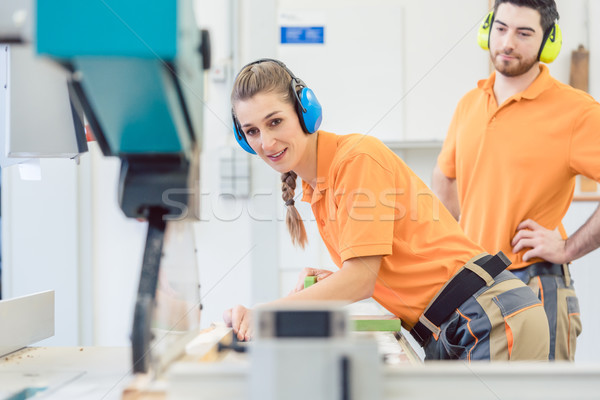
left=225, top=58, right=549, bottom=361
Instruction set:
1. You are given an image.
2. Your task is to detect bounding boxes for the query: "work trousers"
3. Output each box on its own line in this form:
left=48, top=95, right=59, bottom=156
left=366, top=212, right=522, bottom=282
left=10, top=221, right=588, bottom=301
left=512, top=262, right=582, bottom=361
left=413, top=253, right=550, bottom=361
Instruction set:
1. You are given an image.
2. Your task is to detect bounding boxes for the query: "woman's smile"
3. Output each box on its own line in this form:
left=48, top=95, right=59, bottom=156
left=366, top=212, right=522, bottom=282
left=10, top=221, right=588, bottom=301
left=267, top=148, right=287, bottom=161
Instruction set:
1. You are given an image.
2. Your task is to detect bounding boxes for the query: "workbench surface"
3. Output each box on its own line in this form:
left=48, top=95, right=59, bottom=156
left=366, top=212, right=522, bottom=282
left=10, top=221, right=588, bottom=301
left=0, top=346, right=131, bottom=400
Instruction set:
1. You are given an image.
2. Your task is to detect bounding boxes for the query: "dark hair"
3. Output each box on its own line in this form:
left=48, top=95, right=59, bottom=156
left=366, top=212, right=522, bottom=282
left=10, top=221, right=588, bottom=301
left=493, top=0, right=559, bottom=33
left=231, top=61, right=308, bottom=248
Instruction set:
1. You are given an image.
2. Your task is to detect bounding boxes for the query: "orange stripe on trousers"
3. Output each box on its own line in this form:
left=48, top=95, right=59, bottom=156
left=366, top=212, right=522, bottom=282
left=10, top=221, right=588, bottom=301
left=456, top=309, right=478, bottom=362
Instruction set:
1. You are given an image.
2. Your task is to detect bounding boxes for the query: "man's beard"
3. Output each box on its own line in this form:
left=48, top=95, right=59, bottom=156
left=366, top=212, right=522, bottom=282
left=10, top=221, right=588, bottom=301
left=491, top=49, right=538, bottom=77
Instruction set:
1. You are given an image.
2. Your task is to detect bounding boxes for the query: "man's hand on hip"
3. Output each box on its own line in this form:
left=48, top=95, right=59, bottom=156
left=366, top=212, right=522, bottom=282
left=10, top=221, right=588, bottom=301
left=512, top=219, right=568, bottom=264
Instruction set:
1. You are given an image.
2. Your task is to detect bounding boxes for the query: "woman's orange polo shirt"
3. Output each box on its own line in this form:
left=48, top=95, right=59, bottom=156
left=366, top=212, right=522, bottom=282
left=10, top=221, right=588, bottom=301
left=302, top=131, right=483, bottom=328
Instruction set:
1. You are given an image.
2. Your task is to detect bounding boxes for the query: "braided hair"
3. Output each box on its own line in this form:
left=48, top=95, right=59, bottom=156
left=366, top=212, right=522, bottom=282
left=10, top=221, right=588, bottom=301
left=281, top=171, right=307, bottom=248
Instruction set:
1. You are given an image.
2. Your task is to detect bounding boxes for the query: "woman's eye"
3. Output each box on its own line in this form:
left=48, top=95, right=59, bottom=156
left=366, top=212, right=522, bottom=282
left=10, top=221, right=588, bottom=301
left=271, top=118, right=282, bottom=126
left=246, top=128, right=258, bottom=136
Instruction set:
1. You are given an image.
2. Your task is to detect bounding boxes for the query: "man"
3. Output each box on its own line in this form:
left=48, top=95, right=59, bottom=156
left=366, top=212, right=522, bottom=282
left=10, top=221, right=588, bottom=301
left=433, top=0, right=600, bottom=360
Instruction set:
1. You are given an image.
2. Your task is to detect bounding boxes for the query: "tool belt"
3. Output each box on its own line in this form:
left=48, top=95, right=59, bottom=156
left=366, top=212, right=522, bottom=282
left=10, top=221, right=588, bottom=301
left=410, top=252, right=511, bottom=347
left=511, top=261, right=571, bottom=287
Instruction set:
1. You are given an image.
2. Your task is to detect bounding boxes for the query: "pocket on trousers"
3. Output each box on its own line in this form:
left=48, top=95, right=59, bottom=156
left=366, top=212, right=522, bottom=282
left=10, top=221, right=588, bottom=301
left=566, top=296, right=582, bottom=359
left=493, top=286, right=547, bottom=360
left=426, top=311, right=469, bottom=360
left=493, top=286, right=541, bottom=317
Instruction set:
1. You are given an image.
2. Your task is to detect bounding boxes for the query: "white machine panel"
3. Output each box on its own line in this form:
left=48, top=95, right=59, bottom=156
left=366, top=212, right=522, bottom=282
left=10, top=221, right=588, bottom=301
left=1, top=44, right=84, bottom=165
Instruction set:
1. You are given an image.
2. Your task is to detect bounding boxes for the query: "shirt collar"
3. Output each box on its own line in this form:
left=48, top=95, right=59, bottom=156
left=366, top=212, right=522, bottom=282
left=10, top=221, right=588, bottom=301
left=477, top=64, right=553, bottom=101
left=520, top=64, right=552, bottom=100
left=301, top=131, right=337, bottom=203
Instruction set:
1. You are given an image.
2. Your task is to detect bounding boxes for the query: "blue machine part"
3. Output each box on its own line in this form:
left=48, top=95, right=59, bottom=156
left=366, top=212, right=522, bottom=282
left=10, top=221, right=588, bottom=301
left=74, top=58, right=183, bottom=154
left=36, top=0, right=177, bottom=59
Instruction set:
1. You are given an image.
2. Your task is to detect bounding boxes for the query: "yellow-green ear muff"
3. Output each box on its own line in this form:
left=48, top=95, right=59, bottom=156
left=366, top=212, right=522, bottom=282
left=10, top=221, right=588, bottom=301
left=539, top=23, right=562, bottom=63
left=477, top=12, right=493, bottom=50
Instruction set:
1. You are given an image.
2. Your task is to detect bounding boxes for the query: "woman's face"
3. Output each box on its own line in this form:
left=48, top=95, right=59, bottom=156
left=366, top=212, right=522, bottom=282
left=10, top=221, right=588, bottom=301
left=234, top=92, right=311, bottom=174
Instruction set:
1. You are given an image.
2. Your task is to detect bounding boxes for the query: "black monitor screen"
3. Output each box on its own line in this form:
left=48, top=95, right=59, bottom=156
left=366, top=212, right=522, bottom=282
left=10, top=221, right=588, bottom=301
left=275, top=311, right=331, bottom=338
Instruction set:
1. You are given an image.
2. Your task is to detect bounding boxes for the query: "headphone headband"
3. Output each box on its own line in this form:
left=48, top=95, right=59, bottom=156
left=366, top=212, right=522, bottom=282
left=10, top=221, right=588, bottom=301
left=240, top=58, right=308, bottom=112
left=231, top=58, right=323, bottom=154
left=243, top=59, right=299, bottom=81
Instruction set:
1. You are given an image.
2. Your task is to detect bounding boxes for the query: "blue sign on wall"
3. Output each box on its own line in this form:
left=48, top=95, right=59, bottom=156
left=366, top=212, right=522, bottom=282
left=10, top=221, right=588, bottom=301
left=280, top=26, right=325, bottom=44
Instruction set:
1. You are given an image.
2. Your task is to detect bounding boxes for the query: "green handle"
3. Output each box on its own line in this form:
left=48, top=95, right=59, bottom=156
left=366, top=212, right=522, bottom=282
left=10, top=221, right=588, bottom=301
left=304, top=276, right=317, bottom=289
left=352, top=317, right=402, bottom=331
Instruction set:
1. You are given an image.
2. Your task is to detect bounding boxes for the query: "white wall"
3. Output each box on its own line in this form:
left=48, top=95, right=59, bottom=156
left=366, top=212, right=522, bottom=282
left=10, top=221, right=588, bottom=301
left=274, top=0, right=490, bottom=143
left=564, top=202, right=600, bottom=363
left=87, top=145, right=146, bottom=345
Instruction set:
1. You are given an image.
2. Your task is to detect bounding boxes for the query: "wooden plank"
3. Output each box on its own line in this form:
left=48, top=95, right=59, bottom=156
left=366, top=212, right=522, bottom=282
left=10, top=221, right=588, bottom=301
left=0, top=291, right=54, bottom=357
left=182, top=324, right=234, bottom=363
left=573, top=196, right=600, bottom=202
left=570, top=44, right=589, bottom=92
left=580, top=176, right=598, bottom=193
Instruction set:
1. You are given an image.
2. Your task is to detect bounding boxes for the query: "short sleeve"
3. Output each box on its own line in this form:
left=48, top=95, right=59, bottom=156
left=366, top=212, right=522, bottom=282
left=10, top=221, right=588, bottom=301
left=333, top=154, right=395, bottom=263
left=437, top=105, right=460, bottom=179
left=569, top=103, right=600, bottom=182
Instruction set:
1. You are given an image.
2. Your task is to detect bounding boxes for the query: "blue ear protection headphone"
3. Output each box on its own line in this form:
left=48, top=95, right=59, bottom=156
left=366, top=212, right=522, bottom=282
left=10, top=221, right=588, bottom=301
left=231, top=58, right=323, bottom=155
left=477, top=11, right=562, bottom=64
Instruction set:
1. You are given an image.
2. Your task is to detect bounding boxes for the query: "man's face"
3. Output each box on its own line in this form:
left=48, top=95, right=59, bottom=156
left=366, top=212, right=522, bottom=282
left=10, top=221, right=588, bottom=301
left=489, top=3, right=545, bottom=77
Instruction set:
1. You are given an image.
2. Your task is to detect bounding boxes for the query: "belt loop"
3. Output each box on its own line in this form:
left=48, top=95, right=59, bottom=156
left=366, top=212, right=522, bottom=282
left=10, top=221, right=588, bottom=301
left=418, top=314, right=441, bottom=338
left=562, top=263, right=572, bottom=287
left=465, top=262, right=495, bottom=286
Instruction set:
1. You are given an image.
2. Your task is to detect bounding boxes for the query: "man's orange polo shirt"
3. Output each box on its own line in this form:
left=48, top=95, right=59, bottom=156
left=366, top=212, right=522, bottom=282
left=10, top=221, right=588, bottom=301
left=438, top=64, right=600, bottom=270
left=302, top=131, right=483, bottom=328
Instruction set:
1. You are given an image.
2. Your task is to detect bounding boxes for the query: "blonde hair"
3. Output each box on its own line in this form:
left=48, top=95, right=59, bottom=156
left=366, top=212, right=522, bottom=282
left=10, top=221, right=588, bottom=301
left=232, top=60, right=308, bottom=247
left=231, top=60, right=294, bottom=108
left=281, top=171, right=307, bottom=248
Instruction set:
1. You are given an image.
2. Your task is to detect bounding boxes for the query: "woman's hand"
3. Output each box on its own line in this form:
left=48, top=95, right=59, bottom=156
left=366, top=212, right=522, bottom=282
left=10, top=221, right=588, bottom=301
left=223, top=305, right=253, bottom=341
left=290, top=267, right=334, bottom=294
